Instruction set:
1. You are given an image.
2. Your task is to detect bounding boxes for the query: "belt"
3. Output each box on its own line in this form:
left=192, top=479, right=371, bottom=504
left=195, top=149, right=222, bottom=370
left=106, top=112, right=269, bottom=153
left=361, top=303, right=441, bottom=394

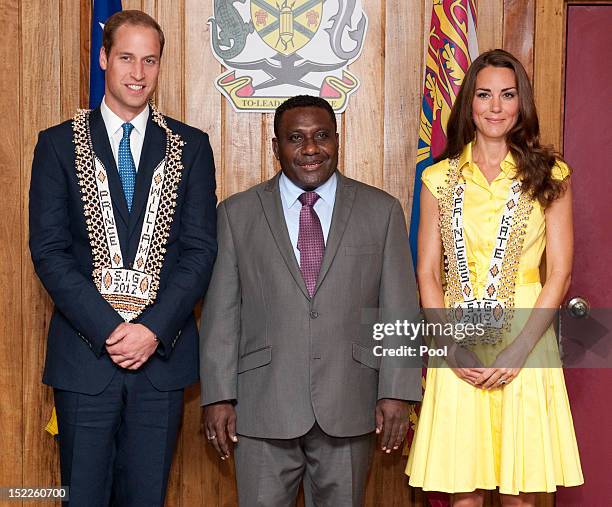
left=516, top=268, right=540, bottom=285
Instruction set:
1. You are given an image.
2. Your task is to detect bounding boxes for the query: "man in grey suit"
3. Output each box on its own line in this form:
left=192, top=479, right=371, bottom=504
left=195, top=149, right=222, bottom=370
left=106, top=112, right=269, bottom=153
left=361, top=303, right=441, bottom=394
left=200, top=95, right=421, bottom=506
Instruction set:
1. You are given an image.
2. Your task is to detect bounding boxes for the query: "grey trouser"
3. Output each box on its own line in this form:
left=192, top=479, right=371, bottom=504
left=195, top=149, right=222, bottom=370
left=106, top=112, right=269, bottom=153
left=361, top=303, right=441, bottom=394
left=234, top=423, right=375, bottom=507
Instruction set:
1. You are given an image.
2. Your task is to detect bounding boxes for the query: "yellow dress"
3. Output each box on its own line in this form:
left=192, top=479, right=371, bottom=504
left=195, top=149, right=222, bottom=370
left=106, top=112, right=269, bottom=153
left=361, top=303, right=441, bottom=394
left=405, top=143, right=584, bottom=494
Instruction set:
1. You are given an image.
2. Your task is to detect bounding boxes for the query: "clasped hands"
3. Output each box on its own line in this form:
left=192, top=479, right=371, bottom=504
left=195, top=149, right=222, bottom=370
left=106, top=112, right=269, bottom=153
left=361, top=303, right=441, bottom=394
left=448, top=341, right=529, bottom=389
left=105, top=322, right=158, bottom=370
left=202, top=398, right=412, bottom=459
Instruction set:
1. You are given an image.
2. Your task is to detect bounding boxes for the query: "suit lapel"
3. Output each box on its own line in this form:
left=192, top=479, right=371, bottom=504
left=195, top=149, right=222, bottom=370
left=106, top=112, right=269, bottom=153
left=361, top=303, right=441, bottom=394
left=90, top=108, right=129, bottom=227
left=314, top=172, right=356, bottom=295
left=127, top=110, right=165, bottom=239
left=257, top=174, right=310, bottom=300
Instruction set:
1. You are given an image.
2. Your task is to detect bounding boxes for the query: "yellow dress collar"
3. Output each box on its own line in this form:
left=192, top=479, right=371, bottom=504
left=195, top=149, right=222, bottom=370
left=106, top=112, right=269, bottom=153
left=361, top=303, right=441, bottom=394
left=458, top=142, right=518, bottom=180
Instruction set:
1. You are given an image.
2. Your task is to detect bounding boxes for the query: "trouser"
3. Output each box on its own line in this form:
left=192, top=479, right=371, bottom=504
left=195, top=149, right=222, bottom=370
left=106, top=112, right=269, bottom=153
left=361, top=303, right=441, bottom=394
left=234, top=422, right=375, bottom=507
left=54, top=369, right=183, bottom=507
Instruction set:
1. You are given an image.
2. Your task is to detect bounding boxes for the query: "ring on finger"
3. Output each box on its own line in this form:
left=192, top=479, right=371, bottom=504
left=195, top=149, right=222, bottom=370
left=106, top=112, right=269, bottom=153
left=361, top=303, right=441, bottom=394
left=498, top=378, right=508, bottom=385
left=207, top=434, right=216, bottom=441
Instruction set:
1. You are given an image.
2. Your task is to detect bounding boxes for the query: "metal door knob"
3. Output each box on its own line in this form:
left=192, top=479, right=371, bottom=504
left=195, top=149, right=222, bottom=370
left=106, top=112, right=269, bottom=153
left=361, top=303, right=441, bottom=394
left=567, top=296, right=590, bottom=318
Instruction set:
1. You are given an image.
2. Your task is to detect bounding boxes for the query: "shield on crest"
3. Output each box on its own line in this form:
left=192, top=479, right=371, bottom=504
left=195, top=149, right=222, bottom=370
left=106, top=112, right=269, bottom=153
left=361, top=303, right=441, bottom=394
left=250, top=0, right=323, bottom=56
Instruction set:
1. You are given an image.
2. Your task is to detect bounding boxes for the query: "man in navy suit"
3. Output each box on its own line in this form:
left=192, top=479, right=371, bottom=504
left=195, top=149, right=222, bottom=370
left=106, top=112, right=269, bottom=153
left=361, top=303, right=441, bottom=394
left=29, top=10, right=217, bottom=506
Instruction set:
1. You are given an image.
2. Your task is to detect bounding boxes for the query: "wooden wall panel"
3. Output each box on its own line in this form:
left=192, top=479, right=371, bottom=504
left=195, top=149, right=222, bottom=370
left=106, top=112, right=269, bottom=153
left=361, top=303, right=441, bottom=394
left=79, top=0, right=90, bottom=107
left=534, top=0, right=565, bottom=148
left=478, top=0, right=505, bottom=51
left=342, top=1, right=385, bottom=188
left=20, top=0, right=62, bottom=493
left=182, top=1, right=229, bottom=504
left=221, top=110, right=265, bottom=199
left=153, top=3, right=186, bottom=503
left=503, top=0, right=536, bottom=79
left=261, top=114, right=279, bottom=181
left=156, top=0, right=184, bottom=119
left=383, top=0, right=424, bottom=216
left=61, top=0, right=81, bottom=117
left=123, top=0, right=144, bottom=11
left=0, top=0, right=23, bottom=489
left=4, top=1, right=570, bottom=506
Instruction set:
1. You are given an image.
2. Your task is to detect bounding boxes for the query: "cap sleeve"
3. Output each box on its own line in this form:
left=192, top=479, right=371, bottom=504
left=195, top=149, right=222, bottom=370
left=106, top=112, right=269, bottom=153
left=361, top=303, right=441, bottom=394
left=551, top=160, right=571, bottom=181
left=421, top=160, right=448, bottom=199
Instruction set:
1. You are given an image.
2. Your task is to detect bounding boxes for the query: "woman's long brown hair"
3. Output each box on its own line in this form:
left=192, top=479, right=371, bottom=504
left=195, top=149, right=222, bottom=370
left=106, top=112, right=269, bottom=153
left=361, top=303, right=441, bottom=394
left=438, top=49, right=569, bottom=207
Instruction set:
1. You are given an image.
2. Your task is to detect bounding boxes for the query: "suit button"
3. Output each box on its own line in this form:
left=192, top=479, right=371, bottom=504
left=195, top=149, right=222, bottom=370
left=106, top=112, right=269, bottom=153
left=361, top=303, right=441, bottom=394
left=129, top=262, right=133, bottom=268
left=310, top=311, right=319, bottom=319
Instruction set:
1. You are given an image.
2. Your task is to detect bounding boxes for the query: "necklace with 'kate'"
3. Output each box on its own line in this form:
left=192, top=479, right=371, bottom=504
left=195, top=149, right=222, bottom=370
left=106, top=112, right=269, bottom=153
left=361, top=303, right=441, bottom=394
left=437, top=157, right=533, bottom=344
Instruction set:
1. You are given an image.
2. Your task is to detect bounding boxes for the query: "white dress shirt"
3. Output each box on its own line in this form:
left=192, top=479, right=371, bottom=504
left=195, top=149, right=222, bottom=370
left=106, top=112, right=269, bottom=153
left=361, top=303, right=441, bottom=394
left=279, top=171, right=338, bottom=265
left=100, top=96, right=149, bottom=172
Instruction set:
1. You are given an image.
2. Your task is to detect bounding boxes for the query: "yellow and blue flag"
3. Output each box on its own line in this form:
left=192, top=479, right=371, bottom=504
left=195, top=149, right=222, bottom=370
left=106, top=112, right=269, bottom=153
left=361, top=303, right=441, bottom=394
left=90, top=0, right=123, bottom=108
left=406, top=4, right=478, bottom=505
left=408, top=0, right=479, bottom=267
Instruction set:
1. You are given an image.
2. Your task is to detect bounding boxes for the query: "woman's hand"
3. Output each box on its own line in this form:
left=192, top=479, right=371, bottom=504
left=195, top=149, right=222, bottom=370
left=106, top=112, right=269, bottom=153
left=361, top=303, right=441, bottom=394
left=474, top=341, right=529, bottom=389
left=447, top=344, right=486, bottom=386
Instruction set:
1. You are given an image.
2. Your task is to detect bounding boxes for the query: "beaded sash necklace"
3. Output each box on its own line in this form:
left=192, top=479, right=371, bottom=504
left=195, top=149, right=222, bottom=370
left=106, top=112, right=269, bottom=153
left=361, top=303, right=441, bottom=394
left=72, top=103, right=185, bottom=321
left=438, top=157, right=533, bottom=344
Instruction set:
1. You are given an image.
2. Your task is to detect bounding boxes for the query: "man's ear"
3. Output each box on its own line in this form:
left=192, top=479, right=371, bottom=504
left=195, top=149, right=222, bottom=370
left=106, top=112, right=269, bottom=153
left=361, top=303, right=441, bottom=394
left=99, top=47, right=108, bottom=71
left=272, top=138, right=280, bottom=160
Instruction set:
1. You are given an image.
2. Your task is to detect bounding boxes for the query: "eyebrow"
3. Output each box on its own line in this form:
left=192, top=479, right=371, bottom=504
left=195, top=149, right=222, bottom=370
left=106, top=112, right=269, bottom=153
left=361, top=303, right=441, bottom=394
left=288, top=127, right=331, bottom=133
left=117, top=52, right=159, bottom=59
left=476, top=87, right=517, bottom=92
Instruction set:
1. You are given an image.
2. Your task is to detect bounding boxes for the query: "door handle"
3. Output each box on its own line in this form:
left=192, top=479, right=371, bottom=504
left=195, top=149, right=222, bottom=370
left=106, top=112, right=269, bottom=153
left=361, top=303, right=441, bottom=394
left=567, top=296, right=590, bottom=319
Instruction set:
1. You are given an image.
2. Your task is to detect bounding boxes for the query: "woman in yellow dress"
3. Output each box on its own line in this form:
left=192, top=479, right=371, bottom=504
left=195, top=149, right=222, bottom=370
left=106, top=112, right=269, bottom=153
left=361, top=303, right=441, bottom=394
left=405, top=49, right=583, bottom=506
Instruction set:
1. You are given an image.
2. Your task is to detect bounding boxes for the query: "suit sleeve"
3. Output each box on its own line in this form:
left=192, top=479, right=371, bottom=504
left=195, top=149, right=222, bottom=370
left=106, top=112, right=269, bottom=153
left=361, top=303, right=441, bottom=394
left=137, top=132, right=218, bottom=355
left=377, top=199, right=423, bottom=402
left=29, top=130, right=124, bottom=357
left=199, top=201, right=240, bottom=405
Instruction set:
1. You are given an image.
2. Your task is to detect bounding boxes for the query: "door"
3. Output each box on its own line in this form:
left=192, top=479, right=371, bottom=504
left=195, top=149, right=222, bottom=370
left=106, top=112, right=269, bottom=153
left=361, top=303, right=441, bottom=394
left=557, top=4, right=612, bottom=505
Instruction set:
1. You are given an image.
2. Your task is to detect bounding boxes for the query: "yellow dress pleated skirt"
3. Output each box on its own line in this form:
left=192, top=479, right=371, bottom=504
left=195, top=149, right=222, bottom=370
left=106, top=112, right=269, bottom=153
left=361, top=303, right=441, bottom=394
left=406, top=149, right=584, bottom=494
left=405, top=362, right=584, bottom=494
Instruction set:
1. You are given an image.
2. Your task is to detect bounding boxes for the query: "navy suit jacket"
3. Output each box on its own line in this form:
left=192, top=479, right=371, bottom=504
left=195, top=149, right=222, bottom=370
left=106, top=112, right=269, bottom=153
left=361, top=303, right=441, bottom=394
left=29, top=107, right=217, bottom=395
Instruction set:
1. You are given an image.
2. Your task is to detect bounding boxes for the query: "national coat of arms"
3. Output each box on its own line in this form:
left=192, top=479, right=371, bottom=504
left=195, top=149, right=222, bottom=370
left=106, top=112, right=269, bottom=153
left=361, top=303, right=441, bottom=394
left=209, top=0, right=368, bottom=112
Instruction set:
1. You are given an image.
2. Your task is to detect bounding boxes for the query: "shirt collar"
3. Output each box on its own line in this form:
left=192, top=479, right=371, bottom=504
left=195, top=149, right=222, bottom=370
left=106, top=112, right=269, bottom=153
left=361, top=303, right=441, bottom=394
left=279, top=170, right=338, bottom=209
left=500, top=150, right=517, bottom=177
left=100, top=96, right=149, bottom=138
left=458, top=141, right=517, bottom=179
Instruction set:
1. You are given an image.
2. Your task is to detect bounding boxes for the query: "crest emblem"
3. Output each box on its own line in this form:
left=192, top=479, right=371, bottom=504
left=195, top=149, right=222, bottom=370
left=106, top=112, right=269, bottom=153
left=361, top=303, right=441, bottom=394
left=209, top=0, right=368, bottom=112
left=251, top=0, right=323, bottom=56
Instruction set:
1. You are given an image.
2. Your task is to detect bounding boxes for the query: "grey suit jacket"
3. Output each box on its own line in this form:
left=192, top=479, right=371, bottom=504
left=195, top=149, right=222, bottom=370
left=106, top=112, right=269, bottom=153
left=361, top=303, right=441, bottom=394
left=200, top=172, right=422, bottom=439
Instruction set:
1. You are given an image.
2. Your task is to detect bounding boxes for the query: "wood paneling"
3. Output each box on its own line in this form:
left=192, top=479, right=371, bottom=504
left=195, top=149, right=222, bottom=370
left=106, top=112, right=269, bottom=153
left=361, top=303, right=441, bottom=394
left=20, top=0, right=62, bottom=496
left=343, top=1, right=384, bottom=188
left=534, top=0, right=565, bottom=148
left=503, top=0, right=536, bottom=79
left=0, top=0, right=23, bottom=489
left=61, top=0, right=81, bottom=117
left=2, top=1, right=570, bottom=506
left=384, top=0, right=424, bottom=215
left=155, top=0, right=184, bottom=119
left=478, top=0, right=505, bottom=51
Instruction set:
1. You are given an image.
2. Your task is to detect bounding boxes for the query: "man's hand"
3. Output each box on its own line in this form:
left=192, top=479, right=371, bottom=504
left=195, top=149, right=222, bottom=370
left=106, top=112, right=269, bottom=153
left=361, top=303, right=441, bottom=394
left=105, top=322, right=158, bottom=370
left=375, top=399, right=411, bottom=453
left=202, top=402, right=238, bottom=459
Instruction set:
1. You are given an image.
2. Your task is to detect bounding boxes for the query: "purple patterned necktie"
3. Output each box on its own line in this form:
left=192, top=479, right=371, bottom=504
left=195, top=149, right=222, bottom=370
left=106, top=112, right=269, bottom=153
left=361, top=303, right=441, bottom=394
left=297, top=192, right=325, bottom=297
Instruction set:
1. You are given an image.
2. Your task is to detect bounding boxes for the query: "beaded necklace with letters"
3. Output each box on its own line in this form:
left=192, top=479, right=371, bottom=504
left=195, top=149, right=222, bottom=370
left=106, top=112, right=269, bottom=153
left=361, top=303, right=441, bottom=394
left=72, top=102, right=184, bottom=321
left=438, top=157, right=533, bottom=344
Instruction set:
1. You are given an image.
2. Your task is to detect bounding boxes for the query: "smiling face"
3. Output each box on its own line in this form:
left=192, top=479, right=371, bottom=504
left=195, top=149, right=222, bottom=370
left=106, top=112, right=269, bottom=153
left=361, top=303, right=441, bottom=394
left=471, top=65, right=519, bottom=143
left=99, top=23, right=161, bottom=121
left=272, top=106, right=339, bottom=191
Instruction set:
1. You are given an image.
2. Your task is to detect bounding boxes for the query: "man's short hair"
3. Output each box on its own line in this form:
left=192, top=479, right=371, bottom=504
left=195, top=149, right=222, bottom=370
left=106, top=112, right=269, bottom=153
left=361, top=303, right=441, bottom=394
left=274, top=95, right=337, bottom=137
left=102, top=10, right=165, bottom=58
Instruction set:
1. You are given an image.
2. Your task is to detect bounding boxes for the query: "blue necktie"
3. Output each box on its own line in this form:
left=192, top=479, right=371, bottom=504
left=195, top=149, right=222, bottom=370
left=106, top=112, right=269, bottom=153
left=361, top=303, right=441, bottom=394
left=118, top=122, right=136, bottom=211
